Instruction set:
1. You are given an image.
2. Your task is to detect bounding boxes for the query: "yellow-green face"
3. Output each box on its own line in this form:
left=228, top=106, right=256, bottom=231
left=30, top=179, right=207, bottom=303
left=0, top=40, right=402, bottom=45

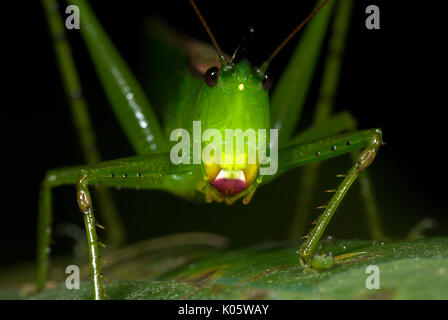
left=196, top=59, right=271, bottom=197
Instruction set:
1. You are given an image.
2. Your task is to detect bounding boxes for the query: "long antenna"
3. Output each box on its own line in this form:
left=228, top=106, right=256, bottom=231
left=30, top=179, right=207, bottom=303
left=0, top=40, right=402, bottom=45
left=188, top=0, right=227, bottom=66
left=261, top=0, right=331, bottom=73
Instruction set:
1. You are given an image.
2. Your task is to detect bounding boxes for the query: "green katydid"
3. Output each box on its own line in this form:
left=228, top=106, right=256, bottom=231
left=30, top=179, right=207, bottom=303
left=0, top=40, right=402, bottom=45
left=39, top=0, right=384, bottom=300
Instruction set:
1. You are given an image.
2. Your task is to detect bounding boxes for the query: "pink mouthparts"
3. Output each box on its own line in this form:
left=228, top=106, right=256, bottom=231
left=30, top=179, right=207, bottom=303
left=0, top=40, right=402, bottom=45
left=213, top=178, right=246, bottom=195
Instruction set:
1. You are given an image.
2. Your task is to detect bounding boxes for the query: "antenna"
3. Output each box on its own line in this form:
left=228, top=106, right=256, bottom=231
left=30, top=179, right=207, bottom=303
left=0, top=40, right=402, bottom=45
left=261, top=0, right=332, bottom=73
left=188, top=0, right=227, bottom=66
left=230, top=27, right=255, bottom=64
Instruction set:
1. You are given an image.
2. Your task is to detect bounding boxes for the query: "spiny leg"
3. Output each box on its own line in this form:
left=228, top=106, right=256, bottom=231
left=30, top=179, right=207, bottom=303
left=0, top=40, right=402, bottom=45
left=73, top=154, right=195, bottom=299
left=289, top=122, right=386, bottom=240
left=37, top=166, right=116, bottom=298
left=298, top=131, right=381, bottom=269
left=42, top=0, right=124, bottom=245
left=40, top=170, right=106, bottom=299
left=288, top=113, right=385, bottom=240
left=273, top=129, right=382, bottom=269
left=298, top=149, right=378, bottom=269
left=77, top=172, right=104, bottom=299
left=37, top=153, right=195, bottom=298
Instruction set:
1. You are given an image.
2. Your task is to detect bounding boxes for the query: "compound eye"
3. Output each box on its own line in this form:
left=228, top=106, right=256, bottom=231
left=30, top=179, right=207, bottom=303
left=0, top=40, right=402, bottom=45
left=262, top=74, right=273, bottom=90
left=204, top=66, right=220, bottom=87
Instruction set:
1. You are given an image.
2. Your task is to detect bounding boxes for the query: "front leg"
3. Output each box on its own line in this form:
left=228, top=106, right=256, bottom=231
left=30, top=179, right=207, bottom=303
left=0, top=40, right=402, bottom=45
left=275, top=129, right=382, bottom=270
left=300, top=131, right=381, bottom=269
left=37, top=153, right=196, bottom=299
left=77, top=172, right=104, bottom=299
left=37, top=166, right=105, bottom=299
left=286, top=111, right=384, bottom=240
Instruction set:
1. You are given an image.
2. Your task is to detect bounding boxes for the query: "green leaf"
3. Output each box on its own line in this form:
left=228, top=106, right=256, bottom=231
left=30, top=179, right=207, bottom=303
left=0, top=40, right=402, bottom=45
left=12, top=237, right=448, bottom=300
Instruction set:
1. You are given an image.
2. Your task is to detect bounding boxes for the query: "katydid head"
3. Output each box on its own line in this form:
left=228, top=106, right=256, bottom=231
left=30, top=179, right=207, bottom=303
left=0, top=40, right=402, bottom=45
left=188, top=0, right=331, bottom=203
left=198, top=59, right=271, bottom=199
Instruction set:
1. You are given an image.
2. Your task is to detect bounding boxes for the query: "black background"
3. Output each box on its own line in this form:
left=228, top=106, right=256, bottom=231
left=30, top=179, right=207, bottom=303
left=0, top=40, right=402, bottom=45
left=1, top=0, right=447, bottom=269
